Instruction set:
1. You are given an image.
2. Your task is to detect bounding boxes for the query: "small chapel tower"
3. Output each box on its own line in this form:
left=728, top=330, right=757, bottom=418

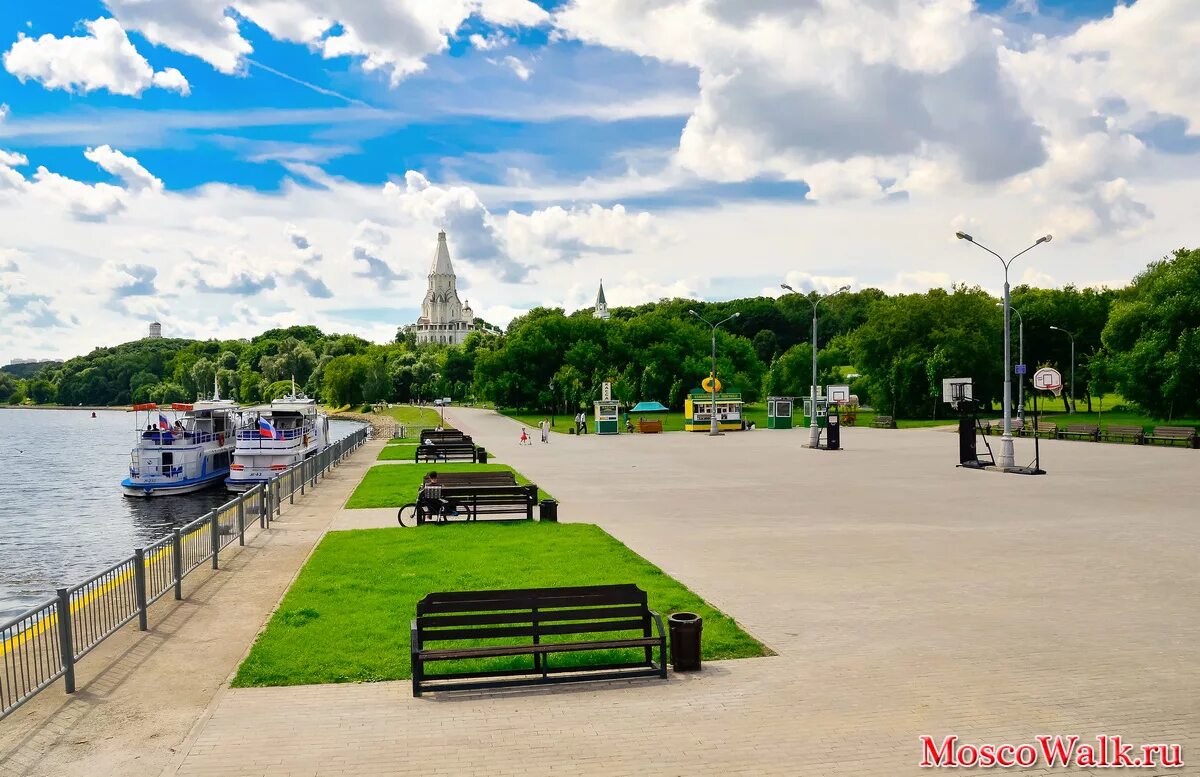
left=593, top=279, right=610, bottom=320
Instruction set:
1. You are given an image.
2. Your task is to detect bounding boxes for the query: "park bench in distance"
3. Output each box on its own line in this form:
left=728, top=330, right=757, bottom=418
left=1059, top=423, right=1100, bottom=442
left=415, top=442, right=480, bottom=463
left=1031, top=422, right=1058, bottom=439
left=419, top=429, right=472, bottom=445
left=428, top=484, right=539, bottom=523
left=410, top=584, right=668, bottom=696
left=1145, top=426, right=1199, bottom=448
left=871, top=415, right=896, bottom=429
left=1102, top=424, right=1145, bottom=444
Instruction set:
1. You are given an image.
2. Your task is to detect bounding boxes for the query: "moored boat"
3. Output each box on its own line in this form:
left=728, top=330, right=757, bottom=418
left=121, top=392, right=246, bottom=497
left=225, top=392, right=330, bottom=492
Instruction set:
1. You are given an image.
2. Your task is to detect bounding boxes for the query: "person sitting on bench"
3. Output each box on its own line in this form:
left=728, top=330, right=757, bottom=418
left=418, top=471, right=458, bottom=521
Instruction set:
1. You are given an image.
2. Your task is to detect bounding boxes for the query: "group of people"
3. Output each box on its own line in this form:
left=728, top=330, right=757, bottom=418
left=518, top=414, right=588, bottom=445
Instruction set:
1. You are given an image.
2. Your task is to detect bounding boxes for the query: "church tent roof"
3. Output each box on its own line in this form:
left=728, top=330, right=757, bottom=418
left=430, top=230, right=455, bottom=275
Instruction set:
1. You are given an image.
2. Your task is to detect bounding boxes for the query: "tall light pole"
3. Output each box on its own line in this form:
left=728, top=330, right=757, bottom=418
left=689, top=310, right=741, bottom=436
left=1049, top=325, right=1076, bottom=413
left=781, top=283, right=851, bottom=449
left=997, top=302, right=1025, bottom=421
left=956, top=231, right=1052, bottom=469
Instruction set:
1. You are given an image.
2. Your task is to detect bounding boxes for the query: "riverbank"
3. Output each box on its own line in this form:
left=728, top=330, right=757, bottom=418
left=1, top=404, right=128, bottom=411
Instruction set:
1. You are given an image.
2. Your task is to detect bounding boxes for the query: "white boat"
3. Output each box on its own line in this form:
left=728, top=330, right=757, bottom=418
left=121, top=393, right=246, bottom=498
left=225, top=393, right=330, bottom=492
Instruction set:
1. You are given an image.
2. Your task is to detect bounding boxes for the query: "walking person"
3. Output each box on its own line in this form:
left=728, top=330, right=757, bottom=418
left=519, top=427, right=531, bottom=446
left=540, top=418, right=549, bottom=443
left=580, top=411, right=588, bottom=434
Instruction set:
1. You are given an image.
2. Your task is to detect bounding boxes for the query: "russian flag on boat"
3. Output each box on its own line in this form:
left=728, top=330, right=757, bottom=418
left=158, top=413, right=171, bottom=430
left=257, top=417, right=278, bottom=439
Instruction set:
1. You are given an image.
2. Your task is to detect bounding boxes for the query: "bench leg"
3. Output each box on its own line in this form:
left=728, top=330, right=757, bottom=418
left=412, top=655, right=423, bottom=697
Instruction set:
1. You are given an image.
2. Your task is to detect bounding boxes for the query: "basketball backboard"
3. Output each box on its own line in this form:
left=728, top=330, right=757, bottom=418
left=1033, top=367, right=1063, bottom=394
left=828, top=384, right=851, bottom=403
left=942, top=377, right=973, bottom=404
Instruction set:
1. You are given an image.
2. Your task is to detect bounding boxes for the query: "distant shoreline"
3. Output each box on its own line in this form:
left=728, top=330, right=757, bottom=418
left=1, top=405, right=129, bottom=411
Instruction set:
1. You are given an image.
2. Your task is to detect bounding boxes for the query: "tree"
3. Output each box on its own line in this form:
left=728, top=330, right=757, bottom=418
left=1100, top=248, right=1200, bottom=419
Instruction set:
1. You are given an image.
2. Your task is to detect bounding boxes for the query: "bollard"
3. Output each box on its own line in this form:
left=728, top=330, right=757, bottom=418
left=134, top=548, right=148, bottom=631
left=210, top=511, right=220, bottom=570
left=172, top=529, right=183, bottom=600
left=56, top=587, right=75, bottom=694
left=237, top=500, right=245, bottom=546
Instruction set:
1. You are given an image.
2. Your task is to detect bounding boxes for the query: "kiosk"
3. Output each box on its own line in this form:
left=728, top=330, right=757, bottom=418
left=767, top=396, right=794, bottom=429
left=593, top=381, right=619, bottom=435
left=802, top=394, right=828, bottom=429
left=684, top=389, right=743, bottom=432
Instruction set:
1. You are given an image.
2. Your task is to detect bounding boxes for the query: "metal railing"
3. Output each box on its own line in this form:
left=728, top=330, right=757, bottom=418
left=0, top=425, right=368, bottom=721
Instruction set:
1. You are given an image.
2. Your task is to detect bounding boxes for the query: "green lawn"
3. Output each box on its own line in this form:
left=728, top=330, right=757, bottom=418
left=382, top=405, right=451, bottom=441
left=346, top=462, right=553, bottom=507
left=377, top=443, right=419, bottom=460
left=233, top=522, right=769, bottom=687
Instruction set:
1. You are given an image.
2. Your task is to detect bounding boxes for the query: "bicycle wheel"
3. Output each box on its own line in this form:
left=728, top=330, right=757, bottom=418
left=397, top=503, right=419, bottom=527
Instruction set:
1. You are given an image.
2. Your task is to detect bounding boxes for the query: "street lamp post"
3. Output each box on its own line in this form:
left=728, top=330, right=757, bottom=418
left=689, top=309, right=741, bottom=436
left=781, top=283, right=851, bottom=449
left=1049, top=325, right=1076, bottom=413
left=956, top=231, right=1052, bottom=469
left=997, top=302, right=1025, bottom=421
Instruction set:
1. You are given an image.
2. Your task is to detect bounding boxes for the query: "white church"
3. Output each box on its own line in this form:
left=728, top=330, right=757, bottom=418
left=412, top=231, right=478, bottom=345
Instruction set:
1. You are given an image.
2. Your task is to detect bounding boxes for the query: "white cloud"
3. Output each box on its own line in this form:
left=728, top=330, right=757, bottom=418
left=104, top=0, right=548, bottom=85
left=0, top=146, right=162, bottom=221
left=2, top=17, right=191, bottom=97
left=500, top=203, right=664, bottom=263
left=85, top=144, right=164, bottom=193
left=501, top=55, right=531, bottom=80
left=0, top=104, right=8, bottom=123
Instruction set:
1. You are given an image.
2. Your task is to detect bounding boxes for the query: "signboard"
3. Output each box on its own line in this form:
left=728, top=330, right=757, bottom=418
left=1033, top=367, right=1062, bottom=391
left=1015, top=364, right=1026, bottom=375
left=601, top=381, right=612, bottom=401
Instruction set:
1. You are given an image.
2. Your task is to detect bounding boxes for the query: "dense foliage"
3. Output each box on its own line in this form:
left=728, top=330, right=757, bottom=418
left=4, top=249, right=1197, bottom=420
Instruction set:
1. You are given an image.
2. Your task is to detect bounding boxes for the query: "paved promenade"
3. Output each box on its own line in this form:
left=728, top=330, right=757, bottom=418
left=0, top=437, right=386, bottom=777
left=169, top=410, right=1199, bottom=776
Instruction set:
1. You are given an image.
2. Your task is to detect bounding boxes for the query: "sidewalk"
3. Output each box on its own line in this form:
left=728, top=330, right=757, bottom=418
left=0, top=437, right=386, bottom=777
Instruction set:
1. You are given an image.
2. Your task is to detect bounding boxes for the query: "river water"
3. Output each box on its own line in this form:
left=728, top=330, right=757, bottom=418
left=0, top=408, right=360, bottom=621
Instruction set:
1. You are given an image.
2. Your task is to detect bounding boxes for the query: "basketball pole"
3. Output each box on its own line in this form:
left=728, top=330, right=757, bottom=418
left=956, top=232, right=1052, bottom=470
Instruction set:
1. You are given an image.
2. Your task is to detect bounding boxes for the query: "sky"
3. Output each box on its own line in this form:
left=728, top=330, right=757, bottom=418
left=1, top=0, right=1198, bottom=364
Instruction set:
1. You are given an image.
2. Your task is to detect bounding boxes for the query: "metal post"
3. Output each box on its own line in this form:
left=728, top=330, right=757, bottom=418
left=809, top=304, right=819, bottom=449
left=1069, top=335, right=1076, bottom=413
left=55, top=587, right=75, bottom=694
left=709, top=329, right=718, bottom=436
left=1018, top=313, right=1025, bottom=422
left=210, top=511, right=219, bottom=570
left=133, top=549, right=148, bottom=631
left=237, top=499, right=245, bottom=547
left=172, top=529, right=183, bottom=600
left=1001, top=275, right=1014, bottom=467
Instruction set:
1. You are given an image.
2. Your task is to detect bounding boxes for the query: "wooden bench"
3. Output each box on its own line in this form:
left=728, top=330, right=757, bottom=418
left=415, top=443, right=480, bottom=463
left=419, top=429, right=471, bottom=444
left=637, top=419, right=663, bottom=433
left=419, top=484, right=539, bottom=524
left=1103, top=424, right=1145, bottom=445
left=1030, top=422, right=1057, bottom=439
left=1145, top=426, right=1198, bottom=448
left=1058, top=423, right=1100, bottom=442
left=871, top=415, right=896, bottom=429
left=410, top=584, right=668, bottom=696
left=430, top=471, right=517, bottom=488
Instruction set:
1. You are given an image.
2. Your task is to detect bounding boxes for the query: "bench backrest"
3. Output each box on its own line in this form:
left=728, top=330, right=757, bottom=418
left=1107, top=425, right=1143, bottom=435
left=1152, top=426, right=1196, bottom=437
left=415, top=584, right=651, bottom=646
left=433, top=472, right=517, bottom=487
left=438, top=484, right=536, bottom=501
left=1037, top=423, right=1057, bottom=433
left=1066, top=424, right=1099, bottom=433
left=419, top=429, right=471, bottom=443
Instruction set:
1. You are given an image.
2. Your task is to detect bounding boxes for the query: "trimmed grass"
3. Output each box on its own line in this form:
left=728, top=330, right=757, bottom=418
left=346, top=462, right=553, bottom=507
left=382, top=406, right=450, bottom=441
left=233, top=522, right=769, bottom=687
left=377, top=443, right=419, bottom=460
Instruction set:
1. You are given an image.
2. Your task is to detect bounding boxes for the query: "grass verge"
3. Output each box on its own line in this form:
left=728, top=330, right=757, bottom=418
left=346, top=462, right=552, bottom=507
left=377, top=443, right=419, bottom=460
left=233, top=522, right=768, bottom=686
left=381, top=406, right=451, bottom=440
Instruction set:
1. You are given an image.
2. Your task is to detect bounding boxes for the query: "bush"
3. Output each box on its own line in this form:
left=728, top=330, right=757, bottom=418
left=358, top=403, right=372, bottom=413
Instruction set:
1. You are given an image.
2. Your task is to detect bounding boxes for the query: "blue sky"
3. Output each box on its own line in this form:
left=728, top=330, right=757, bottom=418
left=1, top=0, right=1196, bottom=364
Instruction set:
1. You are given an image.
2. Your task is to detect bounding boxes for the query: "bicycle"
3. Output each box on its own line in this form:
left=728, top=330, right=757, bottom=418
left=396, top=499, right=473, bottom=527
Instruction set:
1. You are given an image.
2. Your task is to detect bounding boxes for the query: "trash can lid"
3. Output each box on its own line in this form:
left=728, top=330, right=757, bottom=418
left=668, top=612, right=701, bottom=623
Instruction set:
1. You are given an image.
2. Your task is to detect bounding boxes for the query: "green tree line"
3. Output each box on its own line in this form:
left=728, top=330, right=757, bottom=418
left=3, top=248, right=1198, bottom=420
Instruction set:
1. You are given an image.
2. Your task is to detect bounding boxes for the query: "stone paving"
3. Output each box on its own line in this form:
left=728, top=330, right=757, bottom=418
left=168, top=409, right=1199, bottom=776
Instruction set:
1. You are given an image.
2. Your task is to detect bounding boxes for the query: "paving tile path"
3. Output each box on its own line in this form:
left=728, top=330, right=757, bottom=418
left=168, top=409, right=1199, bottom=776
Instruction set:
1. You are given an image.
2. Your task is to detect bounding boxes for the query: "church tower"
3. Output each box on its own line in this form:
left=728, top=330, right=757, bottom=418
left=413, top=231, right=477, bottom=344
left=592, top=279, right=610, bottom=320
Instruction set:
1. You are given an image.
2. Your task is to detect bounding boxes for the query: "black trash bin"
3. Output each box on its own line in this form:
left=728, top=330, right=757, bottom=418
left=539, top=499, right=558, bottom=522
left=476, top=447, right=488, bottom=464
left=668, top=612, right=702, bottom=671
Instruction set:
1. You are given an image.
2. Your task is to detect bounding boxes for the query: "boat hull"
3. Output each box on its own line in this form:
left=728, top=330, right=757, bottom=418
left=121, top=471, right=228, bottom=498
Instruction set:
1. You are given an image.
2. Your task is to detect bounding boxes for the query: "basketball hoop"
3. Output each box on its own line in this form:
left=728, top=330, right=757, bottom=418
left=1033, top=367, right=1063, bottom=397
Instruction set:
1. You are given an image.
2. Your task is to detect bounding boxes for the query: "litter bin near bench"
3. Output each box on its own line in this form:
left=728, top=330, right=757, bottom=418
left=476, top=447, right=488, bottom=464
left=668, top=612, right=702, bottom=671
left=539, top=499, right=558, bottom=522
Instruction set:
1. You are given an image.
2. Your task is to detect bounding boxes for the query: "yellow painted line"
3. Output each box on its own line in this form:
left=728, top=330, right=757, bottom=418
left=0, top=507, right=256, bottom=660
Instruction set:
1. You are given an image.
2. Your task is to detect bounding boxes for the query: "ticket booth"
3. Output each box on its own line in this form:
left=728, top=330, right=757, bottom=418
left=684, top=390, right=744, bottom=432
left=802, top=396, right=828, bottom=428
left=594, top=400, right=619, bottom=435
left=767, top=396, right=793, bottom=429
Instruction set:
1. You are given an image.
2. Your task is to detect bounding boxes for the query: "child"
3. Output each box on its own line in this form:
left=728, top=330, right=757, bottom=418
left=519, top=427, right=530, bottom=445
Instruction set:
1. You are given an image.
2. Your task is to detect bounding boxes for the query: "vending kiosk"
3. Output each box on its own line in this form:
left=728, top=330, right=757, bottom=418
left=767, top=396, right=794, bottom=429
left=594, top=381, right=619, bottom=435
